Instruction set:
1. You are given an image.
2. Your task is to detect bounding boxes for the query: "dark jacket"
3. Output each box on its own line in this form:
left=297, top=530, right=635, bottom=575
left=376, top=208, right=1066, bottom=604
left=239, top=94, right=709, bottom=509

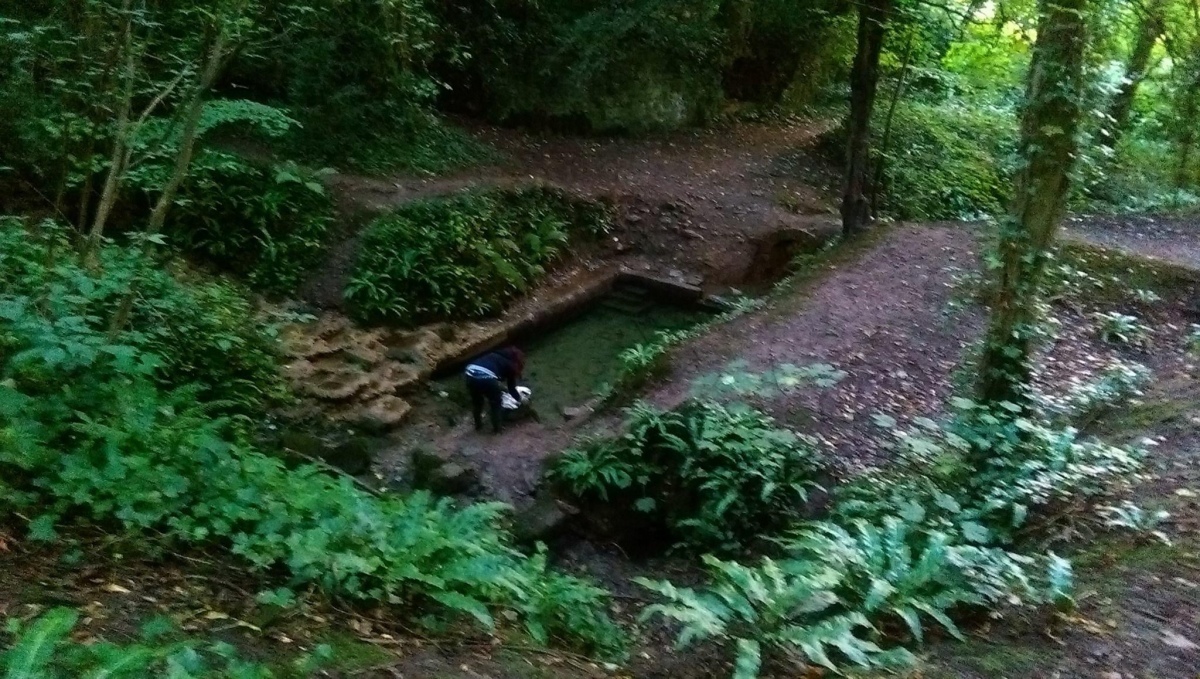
left=465, top=351, right=521, bottom=399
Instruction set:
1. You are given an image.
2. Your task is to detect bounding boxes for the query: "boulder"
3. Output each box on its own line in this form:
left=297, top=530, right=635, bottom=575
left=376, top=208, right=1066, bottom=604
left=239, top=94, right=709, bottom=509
left=512, top=495, right=579, bottom=544
left=409, top=446, right=482, bottom=496
left=426, top=462, right=480, bottom=495
left=350, top=395, right=412, bottom=433
left=410, top=446, right=453, bottom=476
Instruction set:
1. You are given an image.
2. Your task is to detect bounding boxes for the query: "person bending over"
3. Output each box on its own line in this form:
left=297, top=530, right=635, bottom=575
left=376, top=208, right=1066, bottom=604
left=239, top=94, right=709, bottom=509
left=463, top=347, right=525, bottom=433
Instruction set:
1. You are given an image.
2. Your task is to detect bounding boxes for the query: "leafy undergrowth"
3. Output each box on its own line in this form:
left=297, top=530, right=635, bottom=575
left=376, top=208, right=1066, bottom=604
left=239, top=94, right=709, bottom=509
left=123, top=100, right=339, bottom=295
left=551, top=399, right=824, bottom=553
left=0, top=219, right=286, bottom=415
left=911, top=387, right=1200, bottom=679
left=286, top=106, right=497, bottom=177
left=157, top=153, right=336, bottom=295
left=345, top=186, right=612, bottom=325
left=0, top=218, right=626, bottom=662
left=634, top=399, right=1139, bottom=676
left=0, top=607, right=329, bottom=678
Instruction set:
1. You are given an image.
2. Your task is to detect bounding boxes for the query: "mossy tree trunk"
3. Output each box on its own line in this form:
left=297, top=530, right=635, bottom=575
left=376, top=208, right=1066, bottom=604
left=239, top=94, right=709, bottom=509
left=976, top=0, right=1089, bottom=406
left=1176, top=67, right=1200, bottom=186
left=841, top=0, right=892, bottom=237
left=1106, top=0, right=1166, bottom=149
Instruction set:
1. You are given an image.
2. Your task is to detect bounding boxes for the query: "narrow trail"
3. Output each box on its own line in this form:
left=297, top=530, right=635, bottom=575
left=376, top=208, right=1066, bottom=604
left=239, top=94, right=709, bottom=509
left=302, top=120, right=842, bottom=307
left=1065, top=212, right=1200, bottom=272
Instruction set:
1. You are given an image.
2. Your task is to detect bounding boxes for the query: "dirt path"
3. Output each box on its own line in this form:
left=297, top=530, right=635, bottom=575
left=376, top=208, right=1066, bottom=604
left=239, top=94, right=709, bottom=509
left=303, top=120, right=841, bottom=307
left=1065, top=212, right=1200, bottom=271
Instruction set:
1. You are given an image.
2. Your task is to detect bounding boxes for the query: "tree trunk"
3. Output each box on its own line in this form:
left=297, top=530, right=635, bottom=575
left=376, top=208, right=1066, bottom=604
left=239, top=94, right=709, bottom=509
left=83, top=0, right=135, bottom=259
left=1176, top=68, right=1200, bottom=186
left=142, top=30, right=227, bottom=239
left=108, top=26, right=230, bottom=336
left=869, top=31, right=915, bottom=217
left=1106, top=0, right=1166, bottom=148
left=841, top=0, right=892, bottom=237
left=976, top=0, right=1090, bottom=406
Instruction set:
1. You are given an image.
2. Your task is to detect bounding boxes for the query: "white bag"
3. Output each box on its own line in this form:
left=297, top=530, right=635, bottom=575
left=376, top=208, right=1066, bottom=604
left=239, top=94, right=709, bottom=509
left=501, top=386, right=532, bottom=411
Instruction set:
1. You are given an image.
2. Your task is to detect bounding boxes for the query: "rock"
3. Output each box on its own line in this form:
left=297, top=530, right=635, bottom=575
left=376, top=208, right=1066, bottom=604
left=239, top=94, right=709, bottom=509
left=561, top=405, right=588, bottom=421
left=351, top=395, right=412, bottom=433
left=386, top=347, right=420, bottom=364
left=302, top=362, right=372, bottom=401
left=425, top=462, right=480, bottom=495
left=561, top=397, right=601, bottom=422
left=410, top=446, right=453, bottom=475
left=324, top=438, right=373, bottom=476
left=512, top=495, right=579, bottom=543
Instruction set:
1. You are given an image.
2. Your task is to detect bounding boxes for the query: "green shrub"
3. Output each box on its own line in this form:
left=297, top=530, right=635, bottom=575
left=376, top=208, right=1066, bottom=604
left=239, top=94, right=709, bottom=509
left=859, top=101, right=1016, bottom=220
left=638, top=522, right=1063, bottom=676
left=346, top=187, right=610, bottom=325
left=1036, top=359, right=1151, bottom=425
left=0, top=219, right=285, bottom=413
left=0, top=230, right=626, bottom=659
left=286, top=103, right=495, bottom=176
left=158, top=152, right=336, bottom=294
left=637, top=399, right=1142, bottom=677
left=0, top=608, right=329, bottom=678
left=1094, top=311, right=1149, bottom=346
left=550, top=400, right=823, bottom=552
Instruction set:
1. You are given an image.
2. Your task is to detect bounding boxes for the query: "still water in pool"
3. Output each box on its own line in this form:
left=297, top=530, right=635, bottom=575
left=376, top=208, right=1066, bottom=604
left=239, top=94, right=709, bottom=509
left=439, top=293, right=707, bottom=421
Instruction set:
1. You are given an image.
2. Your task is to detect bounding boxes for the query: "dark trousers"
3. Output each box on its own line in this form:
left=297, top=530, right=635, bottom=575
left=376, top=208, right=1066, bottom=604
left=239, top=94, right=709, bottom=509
left=465, top=376, right=505, bottom=432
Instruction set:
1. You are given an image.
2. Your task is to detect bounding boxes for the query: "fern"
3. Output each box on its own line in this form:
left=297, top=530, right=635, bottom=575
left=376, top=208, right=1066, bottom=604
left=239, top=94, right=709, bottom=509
left=551, top=400, right=822, bottom=551
left=2, top=608, right=78, bottom=679
left=0, top=220, right=626, bottom=660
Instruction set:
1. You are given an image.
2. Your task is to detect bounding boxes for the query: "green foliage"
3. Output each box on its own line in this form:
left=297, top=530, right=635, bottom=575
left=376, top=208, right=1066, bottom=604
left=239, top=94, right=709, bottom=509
left=550, top=400, right=822, bottom=552
left=1188, top=324, right=1200, bottom=354
left=637, top=515, right=1063, bottom=674
left=0, top=223, right=625, bottom=659
left=436, top=0, right=850, bottom=132
left=0, top=218, right=285, bottom=413
left=1099, top=501, right=1172, bottom=545
left=639, top=395, right=1144, bottom=677
left=286, top=105, right=495, bottom=176
left=0, top=607, right=330, bottom=678
left=346, top=187, right=610, bottom=325
left=146, top=152, right=335, bottom=293
left=600, top=297, right=765, bottom=401
left=691, top=360, right=846, bottom=398
left=436, top=0, right=725, bottom=132
left=1094, top=311, right=1149, bottom=346
left=638, top=555, right=916, bottom=674
left=873, top=101, right=1017, bottom=220
left=112, top=98, right=337, bottom=294
left=1036, top=359, right=1151, bottom=424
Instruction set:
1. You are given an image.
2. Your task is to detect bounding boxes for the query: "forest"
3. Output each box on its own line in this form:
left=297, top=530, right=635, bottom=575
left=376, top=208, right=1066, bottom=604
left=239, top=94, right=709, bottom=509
left=1, top=0, right=1199, bottom=677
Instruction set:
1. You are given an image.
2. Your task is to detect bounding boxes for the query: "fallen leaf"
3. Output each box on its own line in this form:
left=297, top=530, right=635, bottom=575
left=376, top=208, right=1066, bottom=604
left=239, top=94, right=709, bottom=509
left=203, top=611, right=230, bottom=621
left=103, top=583, right=131, bottom=594
left=1161, top=628, right=1199, bottom=650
